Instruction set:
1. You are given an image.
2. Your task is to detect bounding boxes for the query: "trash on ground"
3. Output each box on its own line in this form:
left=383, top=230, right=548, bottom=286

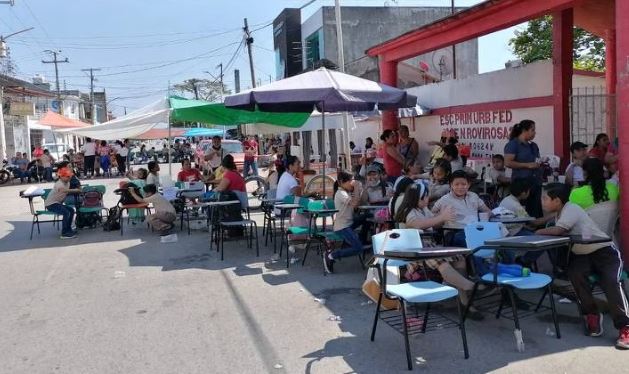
left=545, top=327, right=555, bottom=337
left=273, top=363, right=283, bottom=369
left=327, top=315, right=342, bottom=321
left=113, top=271, right=126, bottom=279
left=313, top=297, right=326, bottom=305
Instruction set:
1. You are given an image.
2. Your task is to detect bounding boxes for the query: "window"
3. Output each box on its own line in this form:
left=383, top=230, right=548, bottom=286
left=305, top=30, right=321, bottom=69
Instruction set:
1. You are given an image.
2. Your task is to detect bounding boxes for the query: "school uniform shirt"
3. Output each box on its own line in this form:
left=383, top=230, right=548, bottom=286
left=432, top=191, right=488, bottom=224
left=146, top=173, right=160, bottom=187
left=450, top=157, right=463, bottom=172
left=144, top=193, right=176, bottom=215
left=364, top=183, right=393, bottom=204
left=569, top=182, right=619, bottom=210
left=45, top=180, right=70, bottom=207
left=399, top=207, right=434, bottom=229
left=275, top=171, right=298, bottom=215
left=118, top=146, right=129, bottom=157
left=555, top=202, right=612, bottom=255
left=333, top=189, right=355, bottom=231
left=564, top=162, right=584, bottom=186
left=428, top=181, right=450, bottom=202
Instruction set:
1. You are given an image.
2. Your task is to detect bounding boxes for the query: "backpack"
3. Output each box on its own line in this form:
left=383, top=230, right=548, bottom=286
left=212, top=191, right=244, bottom=236
left=103, top=206, right=121, bottom=231
left=82, top=190, right=103, bottom=208
left=76, top=211, right=102, bottom=229
left=115, top=182, right=142, bottom=205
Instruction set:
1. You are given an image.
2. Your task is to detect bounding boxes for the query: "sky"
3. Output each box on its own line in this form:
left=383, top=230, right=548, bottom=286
left=0, top=0, right=520, bottom=116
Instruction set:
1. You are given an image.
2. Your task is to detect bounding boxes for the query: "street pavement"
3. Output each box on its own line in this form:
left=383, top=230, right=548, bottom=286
left=0, top=171, right=628, bottom=373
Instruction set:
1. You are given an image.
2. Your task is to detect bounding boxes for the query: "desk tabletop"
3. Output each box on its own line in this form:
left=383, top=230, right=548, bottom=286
left=303, top=208, right=338, bottom=214
left=199, top=200, right=240, bottom=207
left=490, top=217, right=535, bottom=224
left=358, top=205, right=387, bottom=210
left=377, top=247, right=471, bottom=260
left=275, top=203, right=301, bottom=209
left=484, top=235, right=570, bottom=248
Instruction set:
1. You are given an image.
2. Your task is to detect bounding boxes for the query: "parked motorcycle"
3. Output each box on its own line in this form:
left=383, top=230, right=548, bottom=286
left=0, top=160, right=15, bottom=185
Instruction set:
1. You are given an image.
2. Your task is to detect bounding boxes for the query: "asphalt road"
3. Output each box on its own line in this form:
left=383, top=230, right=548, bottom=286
left=0, top=170, right=627, bottom=373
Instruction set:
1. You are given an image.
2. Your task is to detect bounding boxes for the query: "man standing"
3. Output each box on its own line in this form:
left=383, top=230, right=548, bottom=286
left=204, top=136, right=223, bottom=173
left=243, top=135, right=259, bottom=177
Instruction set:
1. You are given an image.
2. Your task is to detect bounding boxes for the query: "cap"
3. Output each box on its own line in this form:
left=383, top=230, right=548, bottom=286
left=366, top=164, right=381, bottom=174
left=57, top=167, right=74, bottom=178
left=570, top=141, right=588, bottom=152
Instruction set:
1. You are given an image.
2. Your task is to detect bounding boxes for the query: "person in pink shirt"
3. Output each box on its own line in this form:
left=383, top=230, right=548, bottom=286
left=98, top=140, right=111, bottom=176
left=242, top=135, right=259, bottom=177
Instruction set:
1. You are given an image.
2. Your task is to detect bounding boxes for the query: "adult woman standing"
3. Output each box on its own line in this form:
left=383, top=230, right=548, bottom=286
left=381, top=130, right=405, bottom=184
left=504, top=120, right=543, bottom=217
left=398, top=125, right=419, bottom=165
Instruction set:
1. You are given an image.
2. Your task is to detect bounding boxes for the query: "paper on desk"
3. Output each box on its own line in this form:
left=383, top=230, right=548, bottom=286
left=22, top=186, right=45, bottom=196
left=492, top=207, right=516, bottom=217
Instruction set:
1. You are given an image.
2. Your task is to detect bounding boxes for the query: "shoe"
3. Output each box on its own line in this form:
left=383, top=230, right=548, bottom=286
left=60, top=233, right=77, bottom=239
left=585, top=313, right=603, bottom=337
left=323, top=252, right=335, bottom=274
left=616, top=325, right=629, bottom=349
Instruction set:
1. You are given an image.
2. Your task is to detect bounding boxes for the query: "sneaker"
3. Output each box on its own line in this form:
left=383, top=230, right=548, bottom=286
left=323, top=252, right=335, bottom=274
left=60, top=233, right=77, bottom=239
left=616, top=325, right=629, bottom=349
left=585, top=313, right=603, bottom=337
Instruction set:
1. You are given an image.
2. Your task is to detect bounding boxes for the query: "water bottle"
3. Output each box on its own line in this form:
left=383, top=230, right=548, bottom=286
left=490, top=263, right=531, bottom=277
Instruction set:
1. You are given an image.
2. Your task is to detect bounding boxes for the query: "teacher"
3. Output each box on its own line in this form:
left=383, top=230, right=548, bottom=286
left=504, top=119, right=543, bottom=217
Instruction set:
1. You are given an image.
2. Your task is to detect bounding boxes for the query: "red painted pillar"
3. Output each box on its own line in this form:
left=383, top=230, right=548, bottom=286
left=616, top=0, right=629, bottom=261
left=552, top=9, right=573, bottom=168
left=606, top=29, right=617, bottom=136
left=379, top=57, right=399, bottom=131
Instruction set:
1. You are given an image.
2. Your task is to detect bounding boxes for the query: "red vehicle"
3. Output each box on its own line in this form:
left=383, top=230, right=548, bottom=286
left=195, top=139, right=245, bottom=171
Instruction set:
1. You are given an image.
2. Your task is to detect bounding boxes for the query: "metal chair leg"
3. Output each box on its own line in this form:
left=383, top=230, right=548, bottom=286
left=507, top=287, right=525, bottom=352
left=370, top=293, right=383, bottom=341
left=399, top=299, right=413, bottom=370
left=421, top=303, right=430, bottom=333
left=120, top=209, right=124, bottom=236
left=534, top=288, right=548, bottom=312
left=254, top=222, right=259, bottom=257
left=496, top=291, right=505, bottom=319
left=30, top=216, right=36, bottom=240
left=457, top=297, right=470, bottom=359
left=220, top=227, right=225, bottom=261
left=547, top=284, right=561, bottom=339
left=463, top=282, right=480, bottom=322
left=302, top=240, right=312, bottom=266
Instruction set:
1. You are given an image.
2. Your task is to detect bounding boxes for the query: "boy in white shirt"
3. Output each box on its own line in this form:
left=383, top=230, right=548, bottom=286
left=536, top=183, right=629, bottom=348
left=565, top=141, right=588, bottom=188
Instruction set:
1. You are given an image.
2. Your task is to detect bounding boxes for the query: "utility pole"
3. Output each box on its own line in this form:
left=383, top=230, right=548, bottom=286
left=234, top=69, right=241, bottom=93
left=243, top=18, right=256, bottom=88
left=81, top=67, right=101, bottom=124
left=216, top=63, right=224, bottom=102
left=334, top=0, right=351, bottom=168
left=42, top=50, right=69, bottom=115
left=451, top=0, right=457, bottom=79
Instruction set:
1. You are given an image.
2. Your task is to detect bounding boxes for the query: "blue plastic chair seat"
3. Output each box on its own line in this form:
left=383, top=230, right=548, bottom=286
left=386, top=281, right=458, bottom=303
left=481, top=272, right=552, bottom=290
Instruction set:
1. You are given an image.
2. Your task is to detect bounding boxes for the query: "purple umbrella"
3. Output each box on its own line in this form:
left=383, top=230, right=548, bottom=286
left=225, top=67, right=417, bottom=196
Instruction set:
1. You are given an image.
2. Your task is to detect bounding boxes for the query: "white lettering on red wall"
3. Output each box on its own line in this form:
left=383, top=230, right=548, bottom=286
left=439, top=109, right=514, bottom=159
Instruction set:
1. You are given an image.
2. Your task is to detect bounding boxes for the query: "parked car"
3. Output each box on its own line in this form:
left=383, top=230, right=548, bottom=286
left=195, top=139, right=245, bottom=170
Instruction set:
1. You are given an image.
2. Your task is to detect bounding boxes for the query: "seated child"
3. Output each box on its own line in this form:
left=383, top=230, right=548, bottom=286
left=325, top=171, right=366, bottom=274
left=432, top=170, right=492, bottom=248
left=499, top=177, right=554, bottom=236
left=44, top=167, right=81, bottom=239
left=128, top=184, right=176, bottom=236
left=361, top=164, right=393, bottom=205
left=394, top=182, right=484, bottom=319
left=428, top=158, right=451, bottom=206
left=489, top=154, right=511, bottom=198
left=536, top=183, right=629, bottom=349
left=127, top=168, right=148, bottom=223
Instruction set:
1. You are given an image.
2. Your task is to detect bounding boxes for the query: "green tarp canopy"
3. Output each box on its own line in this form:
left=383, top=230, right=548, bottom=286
left=169, top=97, right=310, bottom=127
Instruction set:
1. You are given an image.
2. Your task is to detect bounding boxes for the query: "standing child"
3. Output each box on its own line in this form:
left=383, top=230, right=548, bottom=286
left=44, top=167, right=81, bottom=239
left=536, top=183, right=629, bottom=349
left=128, top=184, right=176, bottom=235
left=146, top=161, right=161, bottom=187
left=98, top=140, right=111, bottom=177
left=40, top=149, right=55, bottom=182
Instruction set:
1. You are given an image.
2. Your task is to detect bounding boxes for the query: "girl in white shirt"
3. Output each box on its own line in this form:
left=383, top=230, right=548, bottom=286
left=394, top=183, right=483, bottom=318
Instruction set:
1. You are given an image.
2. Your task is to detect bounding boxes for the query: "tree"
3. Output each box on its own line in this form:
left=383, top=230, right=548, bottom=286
left=509, top=16, right=606, bottom=71
left=172, top=78, right=230, bottom=102
left=0, top=47, right=19, bottom=76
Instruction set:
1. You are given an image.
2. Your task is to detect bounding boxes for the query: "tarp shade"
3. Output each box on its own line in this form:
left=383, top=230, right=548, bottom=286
left=169, top=97, right=310, bottom=127
left=131, top=128, right=186, bottom=140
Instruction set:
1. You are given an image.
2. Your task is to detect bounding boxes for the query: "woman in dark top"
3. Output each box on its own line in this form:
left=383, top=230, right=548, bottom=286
left=504, top=119, right=543, bottom=217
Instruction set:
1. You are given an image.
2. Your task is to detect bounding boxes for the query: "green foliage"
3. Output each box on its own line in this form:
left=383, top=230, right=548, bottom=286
left=509, top=16, right=606, bottom=72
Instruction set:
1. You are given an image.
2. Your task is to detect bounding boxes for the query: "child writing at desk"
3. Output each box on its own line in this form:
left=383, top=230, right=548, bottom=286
left=536, top=183, right=629, bottom=349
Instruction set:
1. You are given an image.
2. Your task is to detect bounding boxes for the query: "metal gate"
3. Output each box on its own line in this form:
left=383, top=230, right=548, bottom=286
left=570, top=86, right=616, bottom=146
